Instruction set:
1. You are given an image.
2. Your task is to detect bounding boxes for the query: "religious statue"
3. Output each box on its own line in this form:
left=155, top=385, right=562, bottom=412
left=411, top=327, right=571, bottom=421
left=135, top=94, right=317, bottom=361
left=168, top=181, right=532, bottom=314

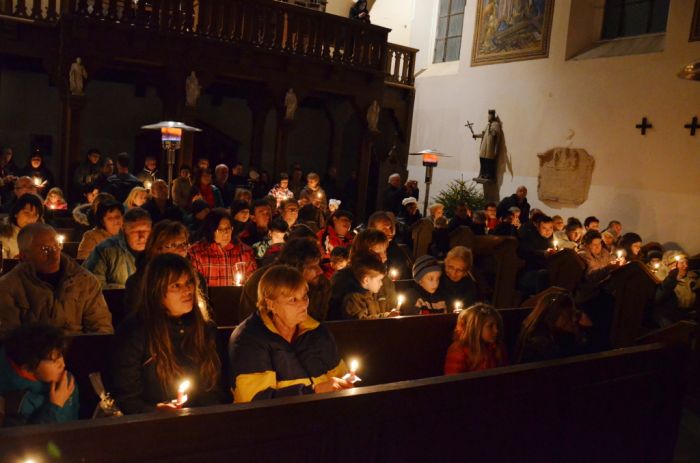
left=185, top=71, right=201, bottom=107
left=466, top=109, right=502, bottom=183
left=69, top=58, right=87, bottom=96
left=367, top=100, right=380, bottom=133
left=284, top=88, right=298, bottom=121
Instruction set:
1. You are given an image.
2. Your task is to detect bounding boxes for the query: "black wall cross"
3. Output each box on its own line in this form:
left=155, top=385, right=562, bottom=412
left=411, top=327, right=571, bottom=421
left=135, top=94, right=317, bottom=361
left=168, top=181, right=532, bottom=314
left=684, top=116, right=699, bottom=136
left=635, top=117, right=653, bottom=135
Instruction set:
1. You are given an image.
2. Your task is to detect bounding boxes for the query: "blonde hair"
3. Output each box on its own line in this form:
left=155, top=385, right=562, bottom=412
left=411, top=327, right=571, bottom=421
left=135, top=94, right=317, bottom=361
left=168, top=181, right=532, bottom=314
left=445, top=246, right=473, bottom=271
left=256, top=265, right=309, bottom=314
left=454, top=303, right=505, bottom=369
left=124, top=186, right=149, bottom=208
left=429, top=203, right=444, bottom=215
left=46, top=187, right=65, bottom=200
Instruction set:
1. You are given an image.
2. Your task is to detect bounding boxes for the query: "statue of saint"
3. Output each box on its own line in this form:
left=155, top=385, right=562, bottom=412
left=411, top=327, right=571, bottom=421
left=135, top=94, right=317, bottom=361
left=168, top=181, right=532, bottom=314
left=69, top=58, right=87, bottom=95
left=284, top=88, right=298, bottom=121
left=185, top=71, right=201, bottom=107
left=367, top=100, right=380, bottom=133
left=471, top=109, right=502, bottom=182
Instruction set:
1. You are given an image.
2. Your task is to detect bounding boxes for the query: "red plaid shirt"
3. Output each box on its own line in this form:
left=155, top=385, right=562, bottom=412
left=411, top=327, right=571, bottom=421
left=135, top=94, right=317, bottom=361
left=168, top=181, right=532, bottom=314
left=188, top=241, right=257, bottom=287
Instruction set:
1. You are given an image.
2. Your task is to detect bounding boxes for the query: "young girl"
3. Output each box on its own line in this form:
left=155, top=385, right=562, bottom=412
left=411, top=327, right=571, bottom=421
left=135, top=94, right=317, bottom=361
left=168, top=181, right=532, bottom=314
left=108, top=254, right=223, bottom=414
left=444, top=304, right=508, bottom=374
left=44, top=187, right=68, bottom=211
left=123, top=186, right=149, bottom=210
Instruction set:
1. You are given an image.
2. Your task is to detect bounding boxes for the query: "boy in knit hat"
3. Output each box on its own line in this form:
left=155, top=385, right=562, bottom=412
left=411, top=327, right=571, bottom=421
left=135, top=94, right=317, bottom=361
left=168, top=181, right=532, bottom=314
left=401, top=255, right=448, bottom=315
left=341, top=253, right=399, bottom=319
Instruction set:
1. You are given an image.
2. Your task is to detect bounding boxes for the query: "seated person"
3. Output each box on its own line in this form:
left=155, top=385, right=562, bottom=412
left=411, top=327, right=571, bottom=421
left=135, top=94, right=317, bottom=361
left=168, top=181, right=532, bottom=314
left=551, top=215, right=565, bottom=233
left=77, top=200, right=124, bottom=259
left=469, top=210, right=487, bottom=236
left=253, top=216, right=288, bottom=267
left=341, top=252, right=400, bottom=320
left=444, top=304, right=508, bottom=374
left=20, top=150, right=54, bottom=194
left=0, top=193, right=43, bottom=259
left=601, top=230, right=616, bottom=251
left=123, top=186, right=148, bottom=210
left=429, top=216, right=450, bottom=259
left=0, top=223, right=113, bottom=335
left=325, top=246, right=349, bottom=279
left=553, top=218, right=583, bottom=250
left=368, top=210, right=412, bottom=281
left=0, top=176, right=39, bottom=214
left=440, top=246, right=478, bottom=311
left=279, top=198, right=300, bottom=229
left=238, top=200, right=272, bottom=247
left=517, top=214, right=556, bottom=297
left=329, top=228, right=397, bottom=320
left=402, top=255, right=447, bottom=315
left=186, top=199, right=211, bottom=239
left=73, top=190, right=112, bottom=228
left=576, top=230, right=623, bottom=304
left=490, top=210, right=518, bottom=237
left=584, top=216, right=600, bottom=231
left=447, top=202, right=473, bottom=233
left=108, top=254, right=223, bottom=414
left=618, top=232, right=643, bottom=261
left=0, top=324, right=78, bottom=426
left=603, top=220, right=623, bottom=242
left=141, top=179, right=184, bottom=224
left=228, top=265, right=351, bottom=403
left=654, top=251, right=698, bottom=327
left=515, top=289, right=591, bottom=363
left=396, top=197, right=421, bottom=230
left=83, top=207, right=152, bottom=289
left=44, top=187, right=68, bottom=211
left=230, top=199, right=250, bottom=236
left=239, top=237, right=330, bottom=322
left=427, top=203, right=444, bottom=225
left=484, top=202, right=498, bottom=232
left=171, top=163, right=192, bottom=210
left=189, top=208, right=257, bottom=287
left=317, top=210, right=354, bottom=259
left=189, top=167, right=223, bottom=209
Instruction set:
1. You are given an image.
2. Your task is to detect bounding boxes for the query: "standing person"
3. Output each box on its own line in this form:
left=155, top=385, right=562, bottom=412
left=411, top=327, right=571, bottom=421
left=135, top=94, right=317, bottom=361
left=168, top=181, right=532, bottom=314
left=73, top=148, right=102, bottom=199
left=0, top=146, right=18, bottom=205
left=188, top=208, right=257, bottom=287
left=20, top=150, right=54, bottom=195
left=83, top=207, right=152, bottom=289
left=0, top=324, right=79, bottom=426
left=171, top=164, right=193, bottom=210
left=95, top=156, right=114, bottom=192
left=279, top=198, right=300, bottom=229
left=484, top=202, right=498, bottom=232
left=106, top=153, right=143, bottom=203
left=135, top=155, right=159, bottom=186
left=269, top=173, right=295, bottom=207
left=108, top=254, right=223, bottom=414
left=288, top=165, right=304, bottom=198
left=299, top=172, right=327, bottom=212
left=382, top=173, right=419, bottom=215
left=214, top=164, right=236, bottom=207
left=229, top=163, right=248, bottom=191
left=496, top=186, right=531, bottom=224
left=349, top=0, right=370, bottom=22
left=190, top=167, right=223, bottom=209
left=239, top=200, right=272, bottom=247
left=444, top=304, right=508, bottom=374
left=228, top=265, right=351, bottom=403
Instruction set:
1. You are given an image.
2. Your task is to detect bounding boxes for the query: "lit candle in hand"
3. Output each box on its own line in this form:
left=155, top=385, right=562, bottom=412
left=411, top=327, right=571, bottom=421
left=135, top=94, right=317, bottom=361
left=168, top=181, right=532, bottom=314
left=553, top=239, right=559, bottom=250
left=397, top=294, right=405, bottom=312
left=32, top=177, right=42, bottom=187
left=389, top=268, right=398, bottom=281
left=653, top=262, right=660, bottom=270
left=616, top=250, right=624, bottom=260
left=57, top=234, right=65, bottom=245
left=675, top=255, right=682, bottom=263
left=453, top=300, right=463, bottom=313
left=234, top=272, right=243, bottom=286
left=342, top=359, right=362, bottom=383
left=175, top=379, right=191, bottom=407
left=144, top=180, right=152, bottom=190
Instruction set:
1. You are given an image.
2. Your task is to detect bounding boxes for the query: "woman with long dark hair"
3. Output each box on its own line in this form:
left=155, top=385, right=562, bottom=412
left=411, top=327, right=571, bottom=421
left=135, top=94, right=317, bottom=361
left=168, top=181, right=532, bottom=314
left=108, top=254, right=223, bottom=414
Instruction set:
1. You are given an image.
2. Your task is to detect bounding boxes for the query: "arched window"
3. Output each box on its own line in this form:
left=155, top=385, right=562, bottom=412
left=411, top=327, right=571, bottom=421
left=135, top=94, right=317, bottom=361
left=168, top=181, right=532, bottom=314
left=601, top=0, right=670, bottom=39
left=433, top=0, right=465, bottom=63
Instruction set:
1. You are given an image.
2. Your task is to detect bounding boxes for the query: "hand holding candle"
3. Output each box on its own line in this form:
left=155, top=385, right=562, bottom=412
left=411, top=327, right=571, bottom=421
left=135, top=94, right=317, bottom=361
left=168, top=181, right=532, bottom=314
left=453, top=300, right=463, bottom=314
left=174, top=379, right=191, bottom=407
left=144, top=180, right=152, bottom=190
left=342, top=358, right=362, bottom=384
left=396, top=294, right=405, bottom=312
left=57, top=234, right=65, bottom=245
left=234, top=272, right=243, bottom=286
left=552, top=239, right=559, bottom=250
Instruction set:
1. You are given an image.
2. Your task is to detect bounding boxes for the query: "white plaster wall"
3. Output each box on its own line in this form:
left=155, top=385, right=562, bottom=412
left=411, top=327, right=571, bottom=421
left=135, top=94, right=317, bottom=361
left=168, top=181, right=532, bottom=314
left=369, top=0, right=414, bottom=45
left=394, top=0, right=700, bottom=253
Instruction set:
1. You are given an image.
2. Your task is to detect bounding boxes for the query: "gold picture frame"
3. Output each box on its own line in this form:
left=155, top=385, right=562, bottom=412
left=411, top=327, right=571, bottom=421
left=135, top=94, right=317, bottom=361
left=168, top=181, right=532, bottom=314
left=471, top=0, right=555, bottom=67
left=691, top=0, right=700, bottom=42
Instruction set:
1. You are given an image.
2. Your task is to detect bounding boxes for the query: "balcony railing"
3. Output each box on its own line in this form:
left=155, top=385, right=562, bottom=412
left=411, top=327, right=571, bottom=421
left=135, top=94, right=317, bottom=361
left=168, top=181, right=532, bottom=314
left=1, top=0, right=415, bottom=85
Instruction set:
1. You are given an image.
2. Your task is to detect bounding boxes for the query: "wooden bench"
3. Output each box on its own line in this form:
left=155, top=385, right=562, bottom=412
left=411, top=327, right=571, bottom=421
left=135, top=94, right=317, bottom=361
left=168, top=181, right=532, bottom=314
left=547, top=248, right=585, bottom=292
left=2, top=341, right=686, bottom=462
left=608, top=261, right=659, bottom=347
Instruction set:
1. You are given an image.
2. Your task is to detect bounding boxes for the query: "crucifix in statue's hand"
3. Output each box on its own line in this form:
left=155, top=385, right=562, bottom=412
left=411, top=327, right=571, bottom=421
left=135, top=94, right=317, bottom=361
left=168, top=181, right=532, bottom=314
left=464, top=121, right=476, bottom=138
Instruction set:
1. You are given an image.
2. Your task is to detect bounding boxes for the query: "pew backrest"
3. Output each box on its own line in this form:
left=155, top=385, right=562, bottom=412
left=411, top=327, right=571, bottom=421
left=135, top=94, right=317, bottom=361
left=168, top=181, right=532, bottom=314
left=547, top=248, right=585, bottom=292
left=608, top=261, right=659, bottom=347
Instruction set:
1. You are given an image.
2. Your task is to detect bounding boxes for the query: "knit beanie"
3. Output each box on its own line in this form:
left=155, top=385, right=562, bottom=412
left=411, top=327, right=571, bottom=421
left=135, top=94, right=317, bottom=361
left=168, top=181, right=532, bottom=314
left=412, top=255, right=441, bottom=283
left=230, top=199, right=250, bottom=217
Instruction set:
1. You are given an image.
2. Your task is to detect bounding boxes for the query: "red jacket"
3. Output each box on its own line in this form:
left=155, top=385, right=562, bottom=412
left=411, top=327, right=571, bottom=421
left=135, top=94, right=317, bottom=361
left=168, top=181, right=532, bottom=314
left=443, top=341, right=508, bottom=375
left=317, top=226, right=353, bottom=259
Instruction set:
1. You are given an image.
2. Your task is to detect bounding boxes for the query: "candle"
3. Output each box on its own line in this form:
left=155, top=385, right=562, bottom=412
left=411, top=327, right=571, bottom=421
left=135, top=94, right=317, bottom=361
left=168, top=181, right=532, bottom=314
left=49, top=204, right=56, bottom=210
left=317, top=192, right=322, bottom=198
left=32, top=177, right=42, bottom=186
left=176, top=379, right=191, bottom=407
left=234, top=272, right=243, bottom=286
left=653, top=262, right=660, bottom=270
left=342, top=358, right=362, bottom=383
left=57, top=234, right=65, bottom=245
left=397, top=294, right=405, bottom=311
left=144, top=180, right=152, bottom=190
left=675, top=255, right=682, bottom=262
left=454, top=300, right=463, bottom=313
left=553, top=240, right=559, bottom=250
left=389, top=268, right=398, bottom=281
left=616, top=250, right=623, bottom=259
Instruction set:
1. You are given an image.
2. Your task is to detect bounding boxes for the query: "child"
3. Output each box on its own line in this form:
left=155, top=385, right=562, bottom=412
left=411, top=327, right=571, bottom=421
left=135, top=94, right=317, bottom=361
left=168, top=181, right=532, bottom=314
left=444, top=304, right=508, bottom=374
left=324, top=245, right=349, bottom=279
left=253, top=216, right=288, bottom=267
left=44, top=187, right=69, bottom=211
left=0, top=324, right=79, bottom=426
left=341, top=253, right=399, bottom=319
left=402, top=255, right=448, bottom=315
left=328, top=199, right=341, bottom=215
left=268, top=173, right=294, bottom=207
left=317, top=210, right=354, bottom=258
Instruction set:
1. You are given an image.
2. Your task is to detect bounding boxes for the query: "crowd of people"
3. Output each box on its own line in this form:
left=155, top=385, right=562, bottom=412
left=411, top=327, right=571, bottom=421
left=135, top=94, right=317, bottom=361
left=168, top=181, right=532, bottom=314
left=0, top=145, right=696, bottom=427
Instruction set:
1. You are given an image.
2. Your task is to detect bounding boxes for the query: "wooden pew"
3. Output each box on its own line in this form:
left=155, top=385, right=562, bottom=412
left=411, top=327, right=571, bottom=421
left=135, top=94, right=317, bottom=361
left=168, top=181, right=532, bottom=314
left=607, top=261, right=659, bottom=347
left=410, top=217, right=433, bottom=259
left=547, top=248, right=585, bottom=292
left=207, top=286, right=244, bottom=326
left=4, top=342, right=686, bottom=462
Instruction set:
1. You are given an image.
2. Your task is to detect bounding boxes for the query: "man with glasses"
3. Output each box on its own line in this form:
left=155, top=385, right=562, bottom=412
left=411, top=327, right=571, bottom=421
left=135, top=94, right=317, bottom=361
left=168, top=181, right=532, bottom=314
left=0, top=223, right=113, bottom=336
left=83, top=207, right=152, bottom=289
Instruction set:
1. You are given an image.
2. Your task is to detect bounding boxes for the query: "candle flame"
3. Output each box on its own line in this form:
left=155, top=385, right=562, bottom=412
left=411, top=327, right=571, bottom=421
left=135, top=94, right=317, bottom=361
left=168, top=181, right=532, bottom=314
left=349, top=359, right=359, bottom=373
left=144, top=181, right=152, bottom=190
left=390, top=268, right=398, bottom=279
left=616, top=250, right=623, bottom=259
left=675, top=255, right=682, bottom=262
left=57, top=234, right=65, bottom=244
left=178, top=380, right=191, bottom=394
left=553, top=240, right=558, bottom=248
left=317, top=192, right=322, bottom=198
left=454, top=301, right=463, bottom=311
left=32, top=177, right=42, bottom=186
left=397, top=294, right=405, bottom=306
left=653, top=262, right=660, bottom=269
left=234, top=272, right=243, bottom=286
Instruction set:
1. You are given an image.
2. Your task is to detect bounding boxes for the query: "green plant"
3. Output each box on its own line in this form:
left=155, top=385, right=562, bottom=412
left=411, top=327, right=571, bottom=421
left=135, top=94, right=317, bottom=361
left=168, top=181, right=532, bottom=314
left=434, top=178, right=486, bottom=218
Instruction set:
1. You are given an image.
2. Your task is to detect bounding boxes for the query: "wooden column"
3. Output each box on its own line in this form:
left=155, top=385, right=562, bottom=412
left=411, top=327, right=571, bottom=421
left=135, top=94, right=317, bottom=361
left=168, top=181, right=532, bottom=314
left=274, top=114, right=289, bottom=177
left=59, top=93, right=86, bottom=197
left=355, top=130, right=373, bottom=221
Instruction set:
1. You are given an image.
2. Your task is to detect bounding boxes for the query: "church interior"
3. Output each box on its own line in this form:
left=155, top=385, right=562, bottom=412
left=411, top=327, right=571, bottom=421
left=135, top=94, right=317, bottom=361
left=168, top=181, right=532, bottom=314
left=0, top=0, right=699, bottom=461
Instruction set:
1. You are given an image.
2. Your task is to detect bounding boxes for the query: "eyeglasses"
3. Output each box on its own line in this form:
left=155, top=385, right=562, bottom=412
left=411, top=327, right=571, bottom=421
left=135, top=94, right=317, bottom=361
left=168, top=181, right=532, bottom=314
left=40, top=243, right=63, bottom=255
left=161, top=241, right=189, bottom=251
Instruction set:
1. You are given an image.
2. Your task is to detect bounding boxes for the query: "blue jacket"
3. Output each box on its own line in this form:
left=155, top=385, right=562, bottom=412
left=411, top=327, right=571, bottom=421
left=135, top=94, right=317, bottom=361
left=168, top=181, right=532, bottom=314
left=83, top=232, right=140, bottom=289
left=228, top=311, right=346, bottom=403
left=0, top=349, right=79, bottom=426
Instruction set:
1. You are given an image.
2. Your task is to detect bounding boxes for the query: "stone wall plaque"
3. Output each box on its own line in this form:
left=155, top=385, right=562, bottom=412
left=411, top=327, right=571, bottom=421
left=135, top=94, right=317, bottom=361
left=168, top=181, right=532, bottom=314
left=537, top=147, right=595, bottom=207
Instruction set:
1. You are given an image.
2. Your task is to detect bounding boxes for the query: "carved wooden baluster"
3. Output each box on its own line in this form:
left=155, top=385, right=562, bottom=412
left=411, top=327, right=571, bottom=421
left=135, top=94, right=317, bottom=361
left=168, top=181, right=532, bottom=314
left=228, top=0, right=239, bottom=41
left=321, top=21, right=331, bottom=59
left=92, top=0, right=104, bottom=18
left=105, top=0, right=117, bottom=21
left=407, top=48, right=416, bottom=85
left=309, top=15, right=320, bottom=58
left=272, top=8, right=283, bottom=49
left=284, top=10, right=295, bottom=52
left=30, top=0, right=41, bottom=19
left=393, top=49, right=401, bottom=82
left=46, top=0, right=58, bottom=20
left=182, top=0, right=194, bottom=32
left=198, top=0, right=210, bottom=36
left=220, top=0, right=232, bottom=40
